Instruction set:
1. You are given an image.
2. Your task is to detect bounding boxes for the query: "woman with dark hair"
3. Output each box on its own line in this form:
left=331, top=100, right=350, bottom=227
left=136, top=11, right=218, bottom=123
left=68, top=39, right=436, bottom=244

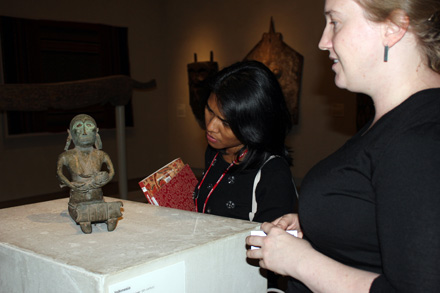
left=194, top=60, right=297, bottom=223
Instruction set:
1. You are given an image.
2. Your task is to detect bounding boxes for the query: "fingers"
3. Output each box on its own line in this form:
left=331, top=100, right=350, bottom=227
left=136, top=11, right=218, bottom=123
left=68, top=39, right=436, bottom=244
left=260, top=222, right=275, bottom=234
left=246, top=235, right=263, bottom=251
left=277, top=217, right=290, bottom=230
left=246, top=243, right=261, bottom=259
left=271, top=215, right=290, bottom=229
left=245, top=238, right=268, bottom=270
left=271, top=215, right=284, bottom=226
left=273, top=213, right=300, bottom=231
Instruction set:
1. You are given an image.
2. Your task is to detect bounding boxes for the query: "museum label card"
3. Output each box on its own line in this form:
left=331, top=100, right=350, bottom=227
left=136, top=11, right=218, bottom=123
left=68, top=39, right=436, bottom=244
left=108, top=261, right=185, bottom=293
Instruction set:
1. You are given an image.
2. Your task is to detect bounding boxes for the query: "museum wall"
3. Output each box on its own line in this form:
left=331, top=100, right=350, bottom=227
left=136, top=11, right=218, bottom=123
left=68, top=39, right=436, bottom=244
left=0, top=0, right=357, bottom=202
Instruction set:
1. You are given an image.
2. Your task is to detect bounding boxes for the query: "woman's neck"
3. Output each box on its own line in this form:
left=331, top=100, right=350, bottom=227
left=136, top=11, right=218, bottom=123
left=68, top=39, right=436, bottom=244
left=222, top=145, right=245, bottom=164
left=370, top=65, right=440, bottom=126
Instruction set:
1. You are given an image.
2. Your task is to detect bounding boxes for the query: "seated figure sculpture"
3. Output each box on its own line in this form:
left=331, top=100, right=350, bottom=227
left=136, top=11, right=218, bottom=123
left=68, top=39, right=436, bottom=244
left=57, top=114, right=123, bottom=234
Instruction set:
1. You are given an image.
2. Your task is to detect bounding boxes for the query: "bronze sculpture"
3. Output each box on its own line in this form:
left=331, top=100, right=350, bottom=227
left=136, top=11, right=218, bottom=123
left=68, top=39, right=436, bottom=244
left=57, top=114, right=123, bottom=233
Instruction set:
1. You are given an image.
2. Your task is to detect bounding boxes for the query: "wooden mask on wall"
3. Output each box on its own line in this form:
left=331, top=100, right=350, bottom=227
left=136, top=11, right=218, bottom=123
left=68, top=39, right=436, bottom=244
left=244, top=18, right=304, bottom=124
left=187, top=52, right=218, bottom=129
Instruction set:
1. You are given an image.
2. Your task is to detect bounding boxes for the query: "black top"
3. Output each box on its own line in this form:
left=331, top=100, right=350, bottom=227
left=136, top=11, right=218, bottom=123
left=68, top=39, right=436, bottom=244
left=288, top=88, right=440, bottom=292
left=195, top=146, right=297, bottom=223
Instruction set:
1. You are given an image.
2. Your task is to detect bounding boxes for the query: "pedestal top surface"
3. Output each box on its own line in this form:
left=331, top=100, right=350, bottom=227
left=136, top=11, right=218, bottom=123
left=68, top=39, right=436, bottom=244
left=0, top=198, right=259, bottom=275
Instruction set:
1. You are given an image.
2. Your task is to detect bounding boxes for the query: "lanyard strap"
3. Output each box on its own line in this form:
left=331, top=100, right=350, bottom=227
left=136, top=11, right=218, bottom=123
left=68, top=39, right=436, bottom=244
left=196, top=150, right=247, bottom=213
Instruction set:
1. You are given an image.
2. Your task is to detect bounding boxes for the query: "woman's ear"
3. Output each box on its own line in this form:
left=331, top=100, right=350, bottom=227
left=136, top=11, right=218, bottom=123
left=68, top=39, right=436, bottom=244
left=383, top=9, right=410, bottom=48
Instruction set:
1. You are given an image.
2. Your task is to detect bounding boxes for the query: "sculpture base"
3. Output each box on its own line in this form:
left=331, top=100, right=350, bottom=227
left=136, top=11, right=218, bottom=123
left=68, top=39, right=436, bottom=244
left=0, top=198, right=265, bottom=293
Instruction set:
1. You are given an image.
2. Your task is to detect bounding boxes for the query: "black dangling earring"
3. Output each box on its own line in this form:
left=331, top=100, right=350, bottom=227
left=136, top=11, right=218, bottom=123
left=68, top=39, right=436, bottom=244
left=384, top=45, right=389, bottom=62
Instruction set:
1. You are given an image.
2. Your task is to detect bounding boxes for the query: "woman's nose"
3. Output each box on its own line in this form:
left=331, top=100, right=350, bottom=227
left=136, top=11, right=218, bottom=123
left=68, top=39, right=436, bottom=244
left=206, top=116, right=218, bottom=132
left=318, top=27, right=332, bottom=51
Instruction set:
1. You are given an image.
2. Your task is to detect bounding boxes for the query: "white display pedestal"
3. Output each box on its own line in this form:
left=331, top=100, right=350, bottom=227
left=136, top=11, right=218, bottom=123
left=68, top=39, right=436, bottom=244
left=0, top=198, right=265, bottom=293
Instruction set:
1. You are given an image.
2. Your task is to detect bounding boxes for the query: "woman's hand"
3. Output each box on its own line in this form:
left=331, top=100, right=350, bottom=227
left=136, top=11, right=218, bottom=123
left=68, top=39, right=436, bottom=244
left=246, top=214, right=379, bottom=293
left=246, top=221, right=312, bottom=277
left=272, top=213, right=303, bottom=238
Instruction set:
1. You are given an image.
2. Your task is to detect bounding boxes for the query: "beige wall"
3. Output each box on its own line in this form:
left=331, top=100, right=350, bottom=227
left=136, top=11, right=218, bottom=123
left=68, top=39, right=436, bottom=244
left=0, top=0, right=357, bottom=202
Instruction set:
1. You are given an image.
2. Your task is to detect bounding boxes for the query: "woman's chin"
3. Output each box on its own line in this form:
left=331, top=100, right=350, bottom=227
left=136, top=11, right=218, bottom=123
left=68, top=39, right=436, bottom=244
left=334, top=76, right=347, bottom=90
left=207, top=140, right=220, bottom=150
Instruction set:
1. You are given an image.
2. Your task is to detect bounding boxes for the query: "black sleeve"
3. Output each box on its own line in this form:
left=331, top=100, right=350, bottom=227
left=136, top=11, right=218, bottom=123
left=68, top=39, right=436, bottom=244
left=371, top=124, right=440, bottom=292
left=253, top=158, right=298, bottom=223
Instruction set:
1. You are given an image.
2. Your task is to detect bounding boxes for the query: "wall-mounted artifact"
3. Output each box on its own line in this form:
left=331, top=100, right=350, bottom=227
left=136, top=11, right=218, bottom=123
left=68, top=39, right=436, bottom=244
left=0, top=75, right=156, bottom=112
left=187, top=51, right=219, bottom=129
left=244, top=18, right=304, bottom=124
left=0, top=15, right=133, bottom=135
left=57, top=114, right=123, bottom=234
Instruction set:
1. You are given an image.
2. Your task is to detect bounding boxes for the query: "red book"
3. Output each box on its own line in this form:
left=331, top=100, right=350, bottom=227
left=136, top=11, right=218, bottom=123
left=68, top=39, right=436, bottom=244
left=139, top=158, right=184, bottom=203
left=139, top=159, right=198, bottom=212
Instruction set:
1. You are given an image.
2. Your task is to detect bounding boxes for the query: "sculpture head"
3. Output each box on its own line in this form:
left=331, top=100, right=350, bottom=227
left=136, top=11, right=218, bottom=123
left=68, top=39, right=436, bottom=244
left=64, top=114, right=102, bottom=150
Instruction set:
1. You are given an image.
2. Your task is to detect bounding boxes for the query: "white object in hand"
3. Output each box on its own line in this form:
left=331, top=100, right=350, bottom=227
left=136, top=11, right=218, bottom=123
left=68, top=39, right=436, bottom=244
left=250, top=230, right=298, bottom=250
